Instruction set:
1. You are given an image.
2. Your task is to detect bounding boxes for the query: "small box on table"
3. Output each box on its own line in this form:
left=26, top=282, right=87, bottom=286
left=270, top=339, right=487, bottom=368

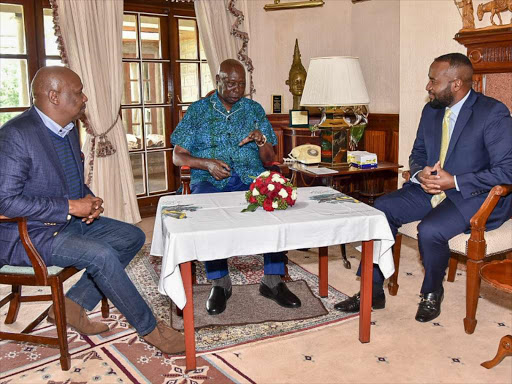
left=348, top=151, right=377, bottom=169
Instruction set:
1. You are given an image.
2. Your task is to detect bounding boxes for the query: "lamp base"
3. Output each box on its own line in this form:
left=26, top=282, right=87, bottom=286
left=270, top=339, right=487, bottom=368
left=319, top=122, right=350, bottom=167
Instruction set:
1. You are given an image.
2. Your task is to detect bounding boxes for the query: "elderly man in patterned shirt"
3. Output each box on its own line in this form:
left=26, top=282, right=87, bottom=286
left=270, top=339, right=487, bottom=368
left=171, top=59, right=301, bottom=315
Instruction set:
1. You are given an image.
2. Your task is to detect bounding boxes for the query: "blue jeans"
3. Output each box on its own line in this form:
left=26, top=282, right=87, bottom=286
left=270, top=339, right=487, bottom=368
left=191, top=173, right=285, bottom=280
left=50, top=216, right=156, bottom=336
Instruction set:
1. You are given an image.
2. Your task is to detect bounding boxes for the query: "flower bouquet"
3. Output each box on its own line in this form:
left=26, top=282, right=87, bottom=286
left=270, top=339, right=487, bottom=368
left=242, top=171, right=297, bottom=212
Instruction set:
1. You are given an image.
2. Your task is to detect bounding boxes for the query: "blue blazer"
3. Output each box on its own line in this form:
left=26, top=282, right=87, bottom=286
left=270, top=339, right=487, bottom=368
left=409, top=90, right=512, bottom=229
left=0, top=107, right=93, bottom=266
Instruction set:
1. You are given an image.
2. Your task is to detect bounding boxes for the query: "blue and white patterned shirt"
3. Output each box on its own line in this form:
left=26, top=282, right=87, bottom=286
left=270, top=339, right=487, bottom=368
left=171, top=91, right=277, bottom=189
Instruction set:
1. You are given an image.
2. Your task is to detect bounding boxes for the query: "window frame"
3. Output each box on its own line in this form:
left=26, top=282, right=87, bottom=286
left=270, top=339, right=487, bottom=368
left=0, top=0, right=47, bottom=116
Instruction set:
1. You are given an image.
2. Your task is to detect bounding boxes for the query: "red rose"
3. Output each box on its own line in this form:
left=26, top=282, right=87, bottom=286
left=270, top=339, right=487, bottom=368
left=263, top=198, right=274, bottom=211
left=249, top=196, right=257, bottom=203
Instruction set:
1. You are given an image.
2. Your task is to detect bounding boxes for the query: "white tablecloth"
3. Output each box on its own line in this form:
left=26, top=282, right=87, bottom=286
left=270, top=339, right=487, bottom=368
left=150, top=186, right=395, bottom=309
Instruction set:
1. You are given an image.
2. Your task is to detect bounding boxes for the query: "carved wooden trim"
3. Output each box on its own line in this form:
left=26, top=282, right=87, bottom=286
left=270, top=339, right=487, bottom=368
left=454, top=27, right=512, bottom=75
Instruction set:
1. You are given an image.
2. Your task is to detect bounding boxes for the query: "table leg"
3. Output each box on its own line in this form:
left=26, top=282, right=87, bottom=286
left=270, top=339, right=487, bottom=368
left=359, top=240, right=374, bottom=343
left=180, top=261, right=196, bottom=371
left=319, top=247, right=328, bottom=297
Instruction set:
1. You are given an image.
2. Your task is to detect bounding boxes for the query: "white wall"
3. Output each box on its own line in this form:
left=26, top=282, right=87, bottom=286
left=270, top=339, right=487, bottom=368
left=244, top=0, right=500, bottom=186
left=247, top=0, right=400, bottom=114
left=399, top=0, right=466, bottom=185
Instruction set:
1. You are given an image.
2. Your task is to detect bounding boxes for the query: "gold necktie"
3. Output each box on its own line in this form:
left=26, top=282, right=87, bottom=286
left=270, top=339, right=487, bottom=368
left=431, top=109, right=451, bottom=208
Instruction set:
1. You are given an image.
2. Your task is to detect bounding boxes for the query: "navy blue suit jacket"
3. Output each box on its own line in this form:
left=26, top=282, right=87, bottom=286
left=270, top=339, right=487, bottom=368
left=0, top=107, right=93, bottom=266
left=409, top=90, right=512, bottom=229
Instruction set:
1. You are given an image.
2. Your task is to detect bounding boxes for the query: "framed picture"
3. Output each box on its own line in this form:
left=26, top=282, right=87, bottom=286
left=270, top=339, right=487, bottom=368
left=289, top=109, right=309, bottom=127
left=271, top=95, right=282, bottom=114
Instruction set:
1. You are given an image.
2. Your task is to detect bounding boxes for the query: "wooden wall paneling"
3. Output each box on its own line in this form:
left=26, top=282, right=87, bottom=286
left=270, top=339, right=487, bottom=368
left=364, top=130, right=386, bottom=161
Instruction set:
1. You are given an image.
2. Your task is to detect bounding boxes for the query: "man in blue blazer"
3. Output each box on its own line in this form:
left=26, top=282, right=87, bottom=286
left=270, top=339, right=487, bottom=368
left=335, top=53, right=512, bottom=322
left=0, top=66, right=184, bottom=354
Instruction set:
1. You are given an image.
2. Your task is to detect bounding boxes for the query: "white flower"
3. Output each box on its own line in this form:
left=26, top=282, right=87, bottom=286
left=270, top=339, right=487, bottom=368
left=252, top=188, right=260, bottom=196
left=267, top=184, right=275, bottom=191
left=278, top=189, right=288, bottom=198
left=259, top=171, right=270, bottom=178
left=271, top=174, right=285, bottom=184
left=291, top=189, right=297, bottom=200
left=272, top=201, right=278, bottom=209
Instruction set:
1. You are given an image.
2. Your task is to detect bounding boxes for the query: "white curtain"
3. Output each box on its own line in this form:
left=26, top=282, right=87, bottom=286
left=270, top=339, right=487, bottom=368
left=54, top=0, right=141, bottom=224
left=194, top=0, right=251, bottom=91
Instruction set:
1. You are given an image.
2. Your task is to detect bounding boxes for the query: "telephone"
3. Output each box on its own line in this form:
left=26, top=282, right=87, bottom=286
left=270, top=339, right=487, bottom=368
left=288, top=144, right=321, bottom=164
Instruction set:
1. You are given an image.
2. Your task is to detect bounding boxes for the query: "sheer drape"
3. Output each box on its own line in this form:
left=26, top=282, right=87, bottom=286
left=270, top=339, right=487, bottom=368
left=53, top=0, right=141, bottom=223
left=195, top=0, right=253, bottom=94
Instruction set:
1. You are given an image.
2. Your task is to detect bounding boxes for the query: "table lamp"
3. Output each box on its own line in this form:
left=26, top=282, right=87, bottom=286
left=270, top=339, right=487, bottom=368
left=300, top=56, right=370, bottom=167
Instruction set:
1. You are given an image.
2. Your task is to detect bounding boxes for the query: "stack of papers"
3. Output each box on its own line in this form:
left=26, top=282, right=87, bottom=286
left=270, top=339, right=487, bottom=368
left=303, top=166, right=339, bottom=175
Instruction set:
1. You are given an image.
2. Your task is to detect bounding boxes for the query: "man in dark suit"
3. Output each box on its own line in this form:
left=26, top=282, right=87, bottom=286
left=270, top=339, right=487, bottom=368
left=0, top=66, right=184, bottom=354
left=334, top=53, right=512, bottom=322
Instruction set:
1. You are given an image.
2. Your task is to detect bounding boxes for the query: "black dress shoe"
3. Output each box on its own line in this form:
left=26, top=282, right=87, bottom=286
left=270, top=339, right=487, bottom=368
left=415, top=286, right=444, bottom=323
left=206, top=286, right=232, bottom=315
left=333, top=291, right=386, bottom=313
left=259, top=282, right=301, bottom=308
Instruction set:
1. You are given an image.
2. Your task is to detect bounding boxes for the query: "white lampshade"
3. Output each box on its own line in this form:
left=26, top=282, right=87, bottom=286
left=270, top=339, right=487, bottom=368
left=300, top=56, right=370, bottom=107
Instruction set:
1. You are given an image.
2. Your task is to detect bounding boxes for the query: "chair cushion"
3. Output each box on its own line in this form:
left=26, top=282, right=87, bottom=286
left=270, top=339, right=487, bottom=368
left=399, top=220, right=512, bottom=257
left=0, top=265, right=64, bottom=276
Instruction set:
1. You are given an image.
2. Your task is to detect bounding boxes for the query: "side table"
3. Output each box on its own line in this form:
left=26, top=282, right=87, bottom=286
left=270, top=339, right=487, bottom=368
left=289, top=161, right=402, bottom=205
left=480, top=259, right=512, bottom=369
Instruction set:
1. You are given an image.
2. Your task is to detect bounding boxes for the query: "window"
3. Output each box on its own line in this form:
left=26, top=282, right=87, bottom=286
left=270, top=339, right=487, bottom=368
left=174, top=16, right=213, bottom=125
left=0, top=0, right=60, bottom=126
left=122, top=3, right=214, bottom=214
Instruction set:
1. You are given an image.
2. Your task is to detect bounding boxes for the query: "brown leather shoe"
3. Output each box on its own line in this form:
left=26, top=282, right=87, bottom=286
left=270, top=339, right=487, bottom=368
left=144, top=323, right=185, bottom=354
left=48, top=297, right=109, bottom=335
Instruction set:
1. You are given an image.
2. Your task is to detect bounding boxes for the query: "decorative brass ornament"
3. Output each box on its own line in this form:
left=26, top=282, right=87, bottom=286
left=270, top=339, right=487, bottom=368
left=286, top=39, right=307, bottom=110
left=264, top=0, right=324, bottom=11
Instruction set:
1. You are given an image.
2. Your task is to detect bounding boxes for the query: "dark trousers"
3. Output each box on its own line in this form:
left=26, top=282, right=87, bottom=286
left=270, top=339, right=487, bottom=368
left=356, top=182, right=468, bottom=293
left=191, top=173, right=285, bottom=280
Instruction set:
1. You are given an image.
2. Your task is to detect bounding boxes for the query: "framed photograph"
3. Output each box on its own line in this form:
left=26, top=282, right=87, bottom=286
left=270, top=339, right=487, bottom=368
left=289, top=109, right=309, bottom=127
left=271, top=94, right=282, bottom=114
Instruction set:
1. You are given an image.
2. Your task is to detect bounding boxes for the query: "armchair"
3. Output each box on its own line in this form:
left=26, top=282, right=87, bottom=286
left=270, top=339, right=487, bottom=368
left=386, top=175, right=512, bottom=334
left=0, top=216, right=109, bottom=371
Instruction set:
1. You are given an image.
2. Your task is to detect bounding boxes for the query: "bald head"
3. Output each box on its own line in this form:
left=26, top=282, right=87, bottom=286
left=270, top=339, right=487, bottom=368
left=216, top=59, right=246, bottom=109
left=31, top=66, right=87, bottom=126
left=218, top=59, right=245, bottom=78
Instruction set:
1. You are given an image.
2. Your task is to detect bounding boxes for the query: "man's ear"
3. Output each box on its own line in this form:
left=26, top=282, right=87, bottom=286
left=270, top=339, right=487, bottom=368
left=215, top=74, right=220, bottom=85
left=48, top=90, right=59, bottom=105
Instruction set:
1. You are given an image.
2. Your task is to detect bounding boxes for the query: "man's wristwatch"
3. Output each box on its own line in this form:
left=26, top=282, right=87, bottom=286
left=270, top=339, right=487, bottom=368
left=256, top=134, right=267, bottom=147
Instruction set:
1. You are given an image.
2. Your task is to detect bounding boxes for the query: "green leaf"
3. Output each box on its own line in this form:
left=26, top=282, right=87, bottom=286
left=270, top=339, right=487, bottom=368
left=241, top=203, right=259, bottom=212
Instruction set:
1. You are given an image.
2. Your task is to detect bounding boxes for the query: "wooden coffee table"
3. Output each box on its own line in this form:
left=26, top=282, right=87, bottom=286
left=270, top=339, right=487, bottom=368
left=480, top=259, right=512, bottom=369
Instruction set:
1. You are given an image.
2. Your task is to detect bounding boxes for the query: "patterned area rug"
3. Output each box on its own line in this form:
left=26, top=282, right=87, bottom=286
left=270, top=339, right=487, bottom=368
left=133, top=245, right=356, bottom=352
left=0, top=245, right=354, bottom=383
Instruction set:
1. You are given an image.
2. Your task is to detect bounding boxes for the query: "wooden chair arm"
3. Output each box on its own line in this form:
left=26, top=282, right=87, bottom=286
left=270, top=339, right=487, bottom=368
left=467, top=184, right=512, bottom=262
left=0, top=216, right=49, bottom=284
left=180, top=166, right=191, bottom=195
left=470, top=184, right=512, bottom=231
